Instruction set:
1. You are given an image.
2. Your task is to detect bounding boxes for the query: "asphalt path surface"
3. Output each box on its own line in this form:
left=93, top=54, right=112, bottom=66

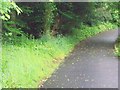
left=42, top=29, right=118, bottom=88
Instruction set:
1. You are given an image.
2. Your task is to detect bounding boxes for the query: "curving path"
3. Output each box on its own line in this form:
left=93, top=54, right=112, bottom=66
left=42, top=29, right=118, bottom=88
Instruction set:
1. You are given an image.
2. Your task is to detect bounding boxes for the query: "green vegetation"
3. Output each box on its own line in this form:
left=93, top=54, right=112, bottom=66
left=2, top=22, right=117, bottom=88
left=1, top=1, right=119, bottom=88
left=0, top=0, right=22, bottom=20
left=115, top=36, right=120, bottom=57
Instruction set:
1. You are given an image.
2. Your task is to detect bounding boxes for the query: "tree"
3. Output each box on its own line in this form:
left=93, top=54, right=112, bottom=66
left=43, top=2, right=57, bottom=36
left=1, top=0, right=23, bottom=39
left=0, top=0, right=22, bottom=21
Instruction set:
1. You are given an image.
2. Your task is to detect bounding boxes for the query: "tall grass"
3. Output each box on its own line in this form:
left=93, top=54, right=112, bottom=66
left=2, top=22, right=117, bottom=88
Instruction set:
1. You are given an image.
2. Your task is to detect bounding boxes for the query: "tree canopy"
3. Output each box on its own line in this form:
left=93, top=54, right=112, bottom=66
left=1, top=2, right=119, bottom=39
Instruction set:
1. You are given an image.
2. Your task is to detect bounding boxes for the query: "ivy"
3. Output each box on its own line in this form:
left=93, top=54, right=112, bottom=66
left=44, top=2, right=57, bottom=36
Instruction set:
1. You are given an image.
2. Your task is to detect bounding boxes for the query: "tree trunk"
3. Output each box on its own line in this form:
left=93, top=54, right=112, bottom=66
left=10, top=10, right=17, bottom=37
left=44, top=3, right=53, bottom=36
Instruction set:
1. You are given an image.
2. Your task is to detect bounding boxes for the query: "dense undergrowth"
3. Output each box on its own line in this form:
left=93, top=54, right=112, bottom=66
left=2, top=22, right=117, bottom=88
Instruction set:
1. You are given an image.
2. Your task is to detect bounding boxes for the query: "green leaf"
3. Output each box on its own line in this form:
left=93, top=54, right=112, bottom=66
left=0, top=16, right=8, bottom=20
left=5, top=14, right=10, bottom=19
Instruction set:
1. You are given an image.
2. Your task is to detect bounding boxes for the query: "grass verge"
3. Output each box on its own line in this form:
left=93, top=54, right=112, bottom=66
left=2, top=22, right=117, bottom=88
